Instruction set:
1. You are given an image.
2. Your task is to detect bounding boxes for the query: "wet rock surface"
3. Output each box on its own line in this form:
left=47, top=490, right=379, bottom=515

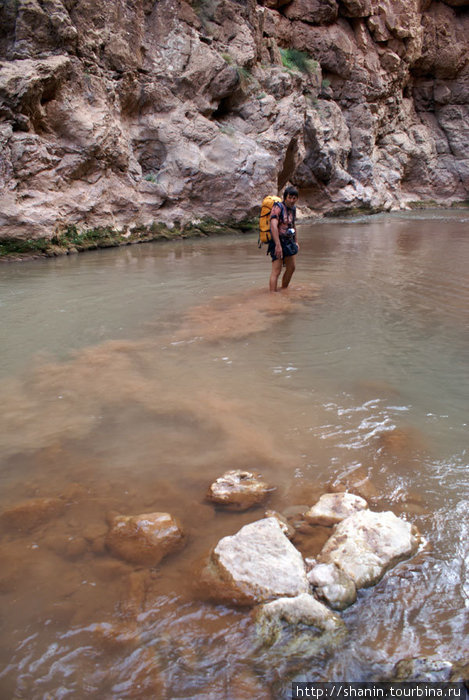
left=307, top=561, right=357, bottom=610
left=0, top=496, right=66, bottom=532
left=105, top=511, right=185, bottom=566
left=254, top=592, right=347, bottom=674
left=206, top=470, right=273, bottom=511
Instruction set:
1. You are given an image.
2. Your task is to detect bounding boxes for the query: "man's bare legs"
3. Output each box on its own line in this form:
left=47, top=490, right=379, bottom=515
left=269, top=258, right=283, bottom=292
left=281, top=255, right=296, bottom=288
left=270, top=255, right=296, bottom=292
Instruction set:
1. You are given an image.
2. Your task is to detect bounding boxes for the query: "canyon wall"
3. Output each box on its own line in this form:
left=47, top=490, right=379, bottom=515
left=0, top=0, right=468, bottom=238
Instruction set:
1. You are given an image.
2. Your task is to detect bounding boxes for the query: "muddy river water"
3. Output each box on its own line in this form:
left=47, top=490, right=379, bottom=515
left=0, top=211, right=468, bottom=698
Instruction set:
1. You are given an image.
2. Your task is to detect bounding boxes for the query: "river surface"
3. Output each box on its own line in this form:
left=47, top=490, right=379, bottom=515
left=0, top=211, right=468, bottom=698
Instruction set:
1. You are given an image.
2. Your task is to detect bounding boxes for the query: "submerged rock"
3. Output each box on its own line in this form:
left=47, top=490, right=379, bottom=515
left=305, top=492, right=368, bottom=526
left=199, top=517, right=309, bottom=606
left=105, top=512, right=185, bottom=567
left=206, top=470, right=274, bottom=511
left=0, top=496, right=65, bottom=532
left=392, top=656, right=455, bottom=682
left=319, top=510, right=419, bottom=588
left=307, top=561, right=357, bottom=610
left=254, top=593, right=347, bottom=673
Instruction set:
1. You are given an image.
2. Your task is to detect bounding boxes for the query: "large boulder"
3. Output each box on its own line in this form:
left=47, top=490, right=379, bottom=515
left=199, top=517, right=310, bottom=606
left=319, top=510, right=420, bottom=588
left=105, top=512, right=185, bottom=567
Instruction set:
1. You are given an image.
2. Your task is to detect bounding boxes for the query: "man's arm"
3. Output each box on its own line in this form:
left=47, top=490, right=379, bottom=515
left=270, top=206, right=283, bottom=259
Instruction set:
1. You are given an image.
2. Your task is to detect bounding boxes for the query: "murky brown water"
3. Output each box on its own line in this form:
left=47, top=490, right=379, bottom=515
left=1, top=211, right=468, bottom=698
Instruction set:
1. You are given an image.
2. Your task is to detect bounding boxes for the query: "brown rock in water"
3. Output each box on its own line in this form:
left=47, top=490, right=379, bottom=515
left=105, top=512, right=185, bottom=566
left=0, top=543, right=30, bottom=593
left=43, top=533, right=87, bottom=560
left=206, top=470, right=274, bottom=511
left=377, top=426, right=427, bottom=455
left=305, top=492, right=368, bottom=526
left=0, top=497, right=65, bottom=533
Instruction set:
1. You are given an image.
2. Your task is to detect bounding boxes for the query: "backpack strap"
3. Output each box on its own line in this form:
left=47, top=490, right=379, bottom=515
left=271, top=201, right=286, bottom=222
left=276, top=202, right=296, bottom=228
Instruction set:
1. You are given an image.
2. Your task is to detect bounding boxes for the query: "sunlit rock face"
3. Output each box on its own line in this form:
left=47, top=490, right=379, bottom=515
left=199, top=517, right=310, bottom=606
left=0, top=0, right=468, bottom=240
left=305, top=492, right=368, bottom=526
left=318, top=509, right=420, bottom=589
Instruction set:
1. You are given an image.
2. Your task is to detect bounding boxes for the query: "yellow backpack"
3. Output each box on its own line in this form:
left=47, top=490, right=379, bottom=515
left=258, top=195, right=282, bottom=247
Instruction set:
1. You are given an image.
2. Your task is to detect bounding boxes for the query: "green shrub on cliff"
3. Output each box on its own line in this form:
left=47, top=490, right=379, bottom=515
left=280, top=48, right=317, bottom=75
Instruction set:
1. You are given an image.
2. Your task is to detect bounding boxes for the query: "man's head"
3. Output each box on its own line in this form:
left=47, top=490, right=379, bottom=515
left=283, top=185, right=298, bottom=207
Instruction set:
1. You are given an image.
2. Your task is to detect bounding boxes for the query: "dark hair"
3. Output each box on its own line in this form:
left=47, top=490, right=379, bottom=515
left=283, top=185, right=299, bottom=200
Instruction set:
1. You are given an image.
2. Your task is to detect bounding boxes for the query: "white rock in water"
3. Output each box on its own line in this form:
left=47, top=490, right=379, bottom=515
left=206, top=470, right=273, bottom=511
left=307, top=562, right=357, bottom=610
left=305, top=492, right=368, bottom=526
left=201, top=517, right=309, bottom=605
left=319, top=509, right=419, bottom=588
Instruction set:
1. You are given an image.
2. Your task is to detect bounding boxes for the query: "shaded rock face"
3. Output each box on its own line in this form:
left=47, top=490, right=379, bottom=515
left=0, top=0, right=468, bottom=240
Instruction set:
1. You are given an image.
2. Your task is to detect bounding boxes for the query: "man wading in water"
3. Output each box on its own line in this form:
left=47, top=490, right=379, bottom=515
left=268, top=186, right=299, bottom=292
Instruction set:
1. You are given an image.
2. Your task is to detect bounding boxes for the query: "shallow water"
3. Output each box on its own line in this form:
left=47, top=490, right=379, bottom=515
left=0, top=210, right=468, bottom=698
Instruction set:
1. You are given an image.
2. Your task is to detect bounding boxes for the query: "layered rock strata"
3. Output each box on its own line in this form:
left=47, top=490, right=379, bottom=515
left=1, top=0, right=468, bottom=241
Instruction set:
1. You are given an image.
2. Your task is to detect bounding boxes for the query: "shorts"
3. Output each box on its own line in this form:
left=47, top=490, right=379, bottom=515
left=267, top=236, right=298, bottom=262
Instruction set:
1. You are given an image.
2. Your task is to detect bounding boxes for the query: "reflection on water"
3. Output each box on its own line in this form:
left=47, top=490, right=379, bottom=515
left=0, top=211, right=468, bottom=697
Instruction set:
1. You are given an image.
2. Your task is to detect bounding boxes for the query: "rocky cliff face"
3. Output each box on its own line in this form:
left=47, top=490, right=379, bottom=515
left=0, top=0, right=468, bottom=239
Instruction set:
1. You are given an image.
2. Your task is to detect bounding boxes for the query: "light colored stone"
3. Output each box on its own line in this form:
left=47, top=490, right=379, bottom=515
left=307, top=561, right=357, bottom=610
left=319, top=510, right=420, bottom=588
left=200, top=517, right=309, bottom=605
left=264, top=510, right=295, bottom=538
left=105, top=512, right=185, bottom=566
left=256, top=591, right=345, bottom=638
left=305, top=492, right=368, bottom=526
left=206, top=470, right=273, bottom=511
